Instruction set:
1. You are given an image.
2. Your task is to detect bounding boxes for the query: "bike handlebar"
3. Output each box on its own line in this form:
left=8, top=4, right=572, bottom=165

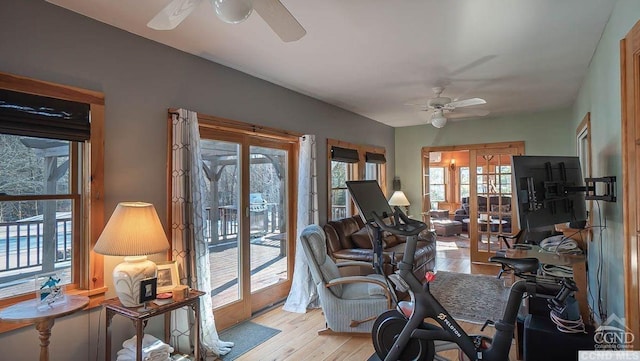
left=370, top=207, right=427, bottom=236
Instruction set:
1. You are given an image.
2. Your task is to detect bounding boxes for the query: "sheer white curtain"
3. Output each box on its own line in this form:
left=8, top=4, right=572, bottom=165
left=170, top=109, right=234, bottom=358
left=283, top=134, right=320, bottom=313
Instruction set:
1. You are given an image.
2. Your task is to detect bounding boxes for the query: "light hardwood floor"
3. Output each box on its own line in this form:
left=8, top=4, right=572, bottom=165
left=228, top=239, right=517, bottom=361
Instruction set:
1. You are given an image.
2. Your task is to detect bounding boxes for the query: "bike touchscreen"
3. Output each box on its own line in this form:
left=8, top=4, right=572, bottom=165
left=346, top=180, right=394, bottom=224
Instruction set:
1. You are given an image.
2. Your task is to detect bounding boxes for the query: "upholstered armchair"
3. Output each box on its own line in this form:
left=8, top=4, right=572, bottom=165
left=300, top=224, right=392, bottom=334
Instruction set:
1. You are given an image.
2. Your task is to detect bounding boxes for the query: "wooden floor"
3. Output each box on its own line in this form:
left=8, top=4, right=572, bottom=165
left=225, top=238, right=517, bottom=361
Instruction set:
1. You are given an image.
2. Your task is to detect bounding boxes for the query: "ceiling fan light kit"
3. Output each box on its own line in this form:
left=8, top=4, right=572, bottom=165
left=431, top=111, right=447, bottom=128
left=410, top=86, right=489, bottom=128
left=213, top=0, right=253, bottom=24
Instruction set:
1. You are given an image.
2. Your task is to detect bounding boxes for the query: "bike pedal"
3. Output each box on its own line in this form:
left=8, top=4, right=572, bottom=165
left=480, top=319, right=495, bottom=332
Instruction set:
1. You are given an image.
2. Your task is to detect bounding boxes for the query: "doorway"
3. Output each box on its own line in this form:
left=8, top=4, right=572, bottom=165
left=422, top=142, right=524, bottom=266
left=197, top=119, right=297, bottom=330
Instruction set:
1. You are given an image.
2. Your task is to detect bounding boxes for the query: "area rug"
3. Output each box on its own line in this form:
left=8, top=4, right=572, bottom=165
left=429, top=271, right=510, bottom=324
left=219, top=321, right=280, bottom=360
left=436, top=235, right=469, bottom=249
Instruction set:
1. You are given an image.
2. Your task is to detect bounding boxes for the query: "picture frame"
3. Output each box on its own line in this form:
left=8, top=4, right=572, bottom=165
left=156, top=261, right=180, bottom=293
left=139, top=277, right=157, bottom=304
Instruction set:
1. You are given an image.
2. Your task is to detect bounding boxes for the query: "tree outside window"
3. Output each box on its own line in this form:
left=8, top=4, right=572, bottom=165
left=429, top=167, right=445, bottom=210
left=330, top=160, right=351, bottom=220
left=459, top=167, right=470, bottom=200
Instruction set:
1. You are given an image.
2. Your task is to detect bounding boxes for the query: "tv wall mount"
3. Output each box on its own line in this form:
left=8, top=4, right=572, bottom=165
left=526, top=162, right=616, bottom=214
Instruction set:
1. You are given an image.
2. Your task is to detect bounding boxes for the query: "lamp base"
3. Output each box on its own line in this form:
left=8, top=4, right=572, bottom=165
left=113, top=256, right=157, bottom=307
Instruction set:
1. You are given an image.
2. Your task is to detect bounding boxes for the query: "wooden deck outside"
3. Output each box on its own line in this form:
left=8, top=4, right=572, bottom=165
left=209, top=234, right=288, bottom=309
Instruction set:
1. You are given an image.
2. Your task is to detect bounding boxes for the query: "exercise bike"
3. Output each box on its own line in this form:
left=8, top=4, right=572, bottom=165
left=343, top=180, right=578, bottom=361
left=367, top=207, right=579, bottom=361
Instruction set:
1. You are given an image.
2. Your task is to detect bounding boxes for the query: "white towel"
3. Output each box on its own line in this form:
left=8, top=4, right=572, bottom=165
left=120, top=333, right=174, bottom=360
left=123, top=334, right=174, bottom=353
left=116, top=348, right=170, bottom=361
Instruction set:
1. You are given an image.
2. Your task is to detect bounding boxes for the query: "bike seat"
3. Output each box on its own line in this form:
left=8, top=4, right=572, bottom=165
left=489, top=256, right=539, bottom=274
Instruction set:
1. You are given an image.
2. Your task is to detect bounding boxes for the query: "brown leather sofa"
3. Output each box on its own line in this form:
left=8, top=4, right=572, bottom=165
left=322, top=216, right=437, bottom=280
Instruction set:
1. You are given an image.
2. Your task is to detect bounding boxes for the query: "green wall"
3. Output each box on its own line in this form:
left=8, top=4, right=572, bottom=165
left=395, top=108, right=573, bottom=216
left=572, top=0, right=640, bottom=323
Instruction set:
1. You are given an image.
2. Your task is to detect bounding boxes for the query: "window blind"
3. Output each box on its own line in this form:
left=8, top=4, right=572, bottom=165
left=365, top=152, right=386, bottom=164
left=331, top=146, right=359, bottom=163
left=0, top=89, right=90, bottom=142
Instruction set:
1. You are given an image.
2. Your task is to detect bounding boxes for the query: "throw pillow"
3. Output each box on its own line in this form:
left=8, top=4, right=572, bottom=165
left=383, top=231, right=401, bottom=248
left=350, top=227, right=373, bottom=249
left=491, top=204, right=510, bottom=213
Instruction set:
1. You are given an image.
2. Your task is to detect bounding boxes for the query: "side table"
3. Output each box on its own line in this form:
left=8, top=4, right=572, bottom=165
left=0, top=295, right=89, bottom=361
left=102, top=289, right=205, bottom=361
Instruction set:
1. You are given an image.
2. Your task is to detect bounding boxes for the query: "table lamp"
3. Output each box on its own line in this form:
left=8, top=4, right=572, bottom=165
left=389, top=177, right=411, bottom=214
left=94, top=202, right=170, bottom=307
left=389, top=190, right=410, bottom=210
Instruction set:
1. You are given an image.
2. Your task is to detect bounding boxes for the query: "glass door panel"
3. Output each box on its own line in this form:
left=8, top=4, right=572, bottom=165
left=470, top=148, right=520, bottom=263
left=249, top=145, right=288, bottom=296
left=200, top=138, right=242, bottom=310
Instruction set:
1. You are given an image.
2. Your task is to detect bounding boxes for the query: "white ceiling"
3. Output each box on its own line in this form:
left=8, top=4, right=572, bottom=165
left=45, top=0, right=615, bottom=127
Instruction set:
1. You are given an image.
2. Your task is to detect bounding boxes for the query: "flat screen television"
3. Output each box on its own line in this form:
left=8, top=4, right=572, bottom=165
left=346, top=180, right=393, bottom=224
left=512, top=155, right=588, bottom=231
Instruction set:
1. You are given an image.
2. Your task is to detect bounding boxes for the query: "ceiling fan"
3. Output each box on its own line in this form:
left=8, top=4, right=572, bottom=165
left=411, top=87, right=489, bottom=128
left=147, top=0, right=306, bottom=42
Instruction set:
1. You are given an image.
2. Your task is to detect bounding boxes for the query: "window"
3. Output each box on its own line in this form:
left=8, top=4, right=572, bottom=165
left=330, top=160, right=354, bottom=220
left=576, top=112, right=592, bottom=223
left=496, top=165, right=512, bottom=194
left=327, top=140, right=386, bottom=220
left=365, top=152, right=386, bottom=186
left=429, top=167, right=445, bottom=210
left=459, top=167, right=470, bottom=200
left=0, top=72, right=104, bottom=312
left=576, top=113, right=591, bottom=180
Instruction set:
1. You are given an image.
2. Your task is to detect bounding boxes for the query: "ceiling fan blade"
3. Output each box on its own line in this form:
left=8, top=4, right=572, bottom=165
left=446, top=97, right=486, bottom=108
left=253, top=0, right=306, bottom=42
left=405, top=102, right=429, bottom=111
left=445, top=109, right=491, bottom=119
left=147, top=0, right=203, bottom=30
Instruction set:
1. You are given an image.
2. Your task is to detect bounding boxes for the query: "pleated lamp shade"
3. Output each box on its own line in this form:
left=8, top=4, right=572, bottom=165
left=388, top=191, right=410, bottom=207
left=94, top=202, right=169, bottom=256
left=94, top=202, right=170, bottom=307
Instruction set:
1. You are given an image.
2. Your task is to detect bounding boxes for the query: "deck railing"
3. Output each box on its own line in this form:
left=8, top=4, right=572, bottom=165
left=331, top=205, right=347, bottom=221
left=204, top=204, right=283, bottom=244
left=0, top=218, right=72, bottom=273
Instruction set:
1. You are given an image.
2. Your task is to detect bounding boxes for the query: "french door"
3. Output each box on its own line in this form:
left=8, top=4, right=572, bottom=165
left=199, top=128, right=295, bottom=329
left=469, top=146, right=523, bottom=263
left=422, top=142, right=524, bottom=265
